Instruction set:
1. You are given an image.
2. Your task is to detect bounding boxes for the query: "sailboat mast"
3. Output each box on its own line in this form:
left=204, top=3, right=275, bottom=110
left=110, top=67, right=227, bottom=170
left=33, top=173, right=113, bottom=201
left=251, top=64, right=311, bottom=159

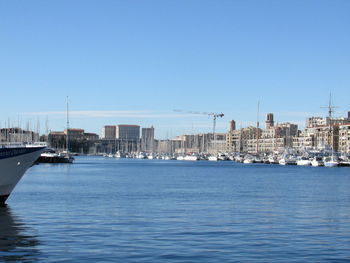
left=328, top=94, right=333, bottom=155
left=66, top=96, right=69, bottom=153
left=213, top=116, right=216, bottom=154
left=256, top=101, right=260, bottom=153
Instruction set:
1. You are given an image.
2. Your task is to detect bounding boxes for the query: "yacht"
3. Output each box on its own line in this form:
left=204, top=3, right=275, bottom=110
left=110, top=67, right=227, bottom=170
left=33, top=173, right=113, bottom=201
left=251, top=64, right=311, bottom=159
left=176, top=155, right=185, bottom=161
left=324, top=156, right=339, bottom=167
left=253, top=156, right=263, bottom=163
left=268, top=155, right=279, bottom=164
left=0, top=143, right=46, bottom=206
left=234, top=155, right=244, bottom=163
left=279, top=154, right=297, bottom=165
left=218, top=153, right=229, bottom=161
left=137, top=152, right=147, bottom=159
left=296, top=156, right=311, bottom=166
left=311, top=156, right=324, bottom=167
left=339, top=156, right=350, bottom=167
left=243, top=155, right=254, bottom=164
left=208, top=155, right=218, bottom=161
left=114, top=151, right=125, bottom=158
left=184, top=154, right=198, bottom=161
left=37, top=148, right=74, bottom=163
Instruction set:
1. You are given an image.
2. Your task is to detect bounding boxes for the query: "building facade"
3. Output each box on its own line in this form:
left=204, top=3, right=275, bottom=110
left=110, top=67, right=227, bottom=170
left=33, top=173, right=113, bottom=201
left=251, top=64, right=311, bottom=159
left=49, top=128, right=99, bottom=154
left=0, top=128, right=39, bottom=143
left=101, top=125, right=116, bottom=139
left=116, top=125, right=140, bottom=140
left=141, top=127, right=155, bottom=152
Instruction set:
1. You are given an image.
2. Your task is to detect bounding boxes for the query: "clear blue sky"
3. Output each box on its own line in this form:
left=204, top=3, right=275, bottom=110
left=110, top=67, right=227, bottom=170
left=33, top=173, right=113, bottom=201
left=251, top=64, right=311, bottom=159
left=1, top=0, right=349, bottom=138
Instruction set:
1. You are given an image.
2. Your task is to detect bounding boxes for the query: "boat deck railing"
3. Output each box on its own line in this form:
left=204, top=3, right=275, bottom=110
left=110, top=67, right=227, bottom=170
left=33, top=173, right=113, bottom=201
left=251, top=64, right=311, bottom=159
left=0, top=142, right=47, bottom=148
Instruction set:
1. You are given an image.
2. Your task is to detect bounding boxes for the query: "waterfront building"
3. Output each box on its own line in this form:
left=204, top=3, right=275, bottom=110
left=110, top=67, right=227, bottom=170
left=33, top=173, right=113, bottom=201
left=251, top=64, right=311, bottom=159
left=64, top=128, right=84, bottom=141
left=0, top=128, right=39, bottom=143
left=101, top=125, right=116, bottom=139
left=226, top=129, right=240, bottom=152
left=226, top=115, right=298, bottom=153
left=226, top=126, right=260, bottom=153
left=306, top=117, right=327, bottom=128
left=155, top=139, right=181, bottom=154
left=265, top=113, right=274, bottom=129
left=209, top=133, right=227, bottom=154
left=48, top=131, right=66, bottom=150
left=298, top=112, right=350, bottom=152
left=258, top=127, right=287, bottom=153
left=84, top=132, right=99, bottom=141
left=292, top=129, right=314, bottom=150
left=141, top=126, right=155, bottom=152
left=49, top=129, right=99, bottom=154
left=174, top=133, right=214, bottom=154
left=116, top=125, right=140, bottom=140
left=339, top=124, right=350, bottom=154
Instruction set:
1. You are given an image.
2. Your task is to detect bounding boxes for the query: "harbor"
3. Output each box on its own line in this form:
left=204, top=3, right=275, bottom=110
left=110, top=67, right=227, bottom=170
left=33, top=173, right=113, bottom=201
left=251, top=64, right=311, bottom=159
left=3, top=156, right=350, bottom=262
left=1, top=0, right=350, bottom=262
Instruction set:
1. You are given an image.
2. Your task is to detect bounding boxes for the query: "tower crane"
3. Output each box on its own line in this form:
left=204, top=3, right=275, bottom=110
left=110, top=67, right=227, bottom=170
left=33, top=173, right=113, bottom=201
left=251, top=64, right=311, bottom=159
left=174, top=109, right=224, bottom=140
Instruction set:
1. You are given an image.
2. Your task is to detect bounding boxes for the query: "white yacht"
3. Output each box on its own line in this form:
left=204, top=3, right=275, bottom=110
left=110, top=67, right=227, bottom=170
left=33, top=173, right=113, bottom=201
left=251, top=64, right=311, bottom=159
left=218, top=153, right=229, bottom=161
left=311, top=156, right=324, bottom=167
left=324, top=156, right=339, bottom=167
left=296, top=156, right=311, bottom=166
left=0, top=143, right=46, bottom=206
left=268, top=155, right=279, bottom=164
left=243, top=155, right=254, bottom=164
left=234, top=155, right=244, bottom=163
left=176, top=155, right=185, bottom=161
left=279, top=154, right=297, bottom=165
left=184, top=154, right=198, bottom=161
left=208, top=155, right=218, bottom=161
left=137, top=152, right=147, bottom=159
left=38, top=148, right=74, bottom=163
left=339, top=156, right=350, bottom=167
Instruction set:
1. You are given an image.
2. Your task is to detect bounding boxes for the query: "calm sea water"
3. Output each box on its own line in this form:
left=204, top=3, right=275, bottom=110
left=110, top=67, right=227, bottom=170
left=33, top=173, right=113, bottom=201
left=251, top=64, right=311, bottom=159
left=1, top=156, right=350, bottom=262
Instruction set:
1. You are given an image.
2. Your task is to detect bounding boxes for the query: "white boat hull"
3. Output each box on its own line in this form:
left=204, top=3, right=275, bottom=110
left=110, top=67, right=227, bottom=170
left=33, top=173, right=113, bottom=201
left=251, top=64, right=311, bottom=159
left=184, top=155, right=198, bottom=161
left=0, top=146, right=45, bottom=205
left=208, top=156, right=218, bottom=161
left=297, top=160, right=311, bottom=166
left=311, top=161, right=324, bottom=167
left=324, top=161, right=339, bottom=167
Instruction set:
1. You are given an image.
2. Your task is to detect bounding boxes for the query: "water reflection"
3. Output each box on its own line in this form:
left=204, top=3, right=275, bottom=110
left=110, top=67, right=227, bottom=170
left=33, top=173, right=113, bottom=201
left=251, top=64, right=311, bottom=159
left=0, top=207, right=40, bottom=262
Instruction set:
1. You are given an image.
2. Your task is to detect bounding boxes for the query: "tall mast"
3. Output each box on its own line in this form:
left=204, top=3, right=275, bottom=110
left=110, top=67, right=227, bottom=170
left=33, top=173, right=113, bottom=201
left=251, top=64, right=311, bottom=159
left=256, top=101, right=260, bottom=153
left=213, top=115, right=216, bottom=154
left=66, top=96, right=69, bottom=153
left=321, top=93, right=337, bottom=153
left=329, top=94, right=334, bottom=157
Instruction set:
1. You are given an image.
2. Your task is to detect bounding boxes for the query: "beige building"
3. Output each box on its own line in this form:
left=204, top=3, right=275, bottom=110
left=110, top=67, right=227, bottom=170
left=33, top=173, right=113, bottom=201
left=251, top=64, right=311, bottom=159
left=101, top=126, right=116, bottom=139
left=226, top=114, right=299, bottom=153
left=339, top=124, right=350, bottom=153
left=226, top=126, right=259, bottom=153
